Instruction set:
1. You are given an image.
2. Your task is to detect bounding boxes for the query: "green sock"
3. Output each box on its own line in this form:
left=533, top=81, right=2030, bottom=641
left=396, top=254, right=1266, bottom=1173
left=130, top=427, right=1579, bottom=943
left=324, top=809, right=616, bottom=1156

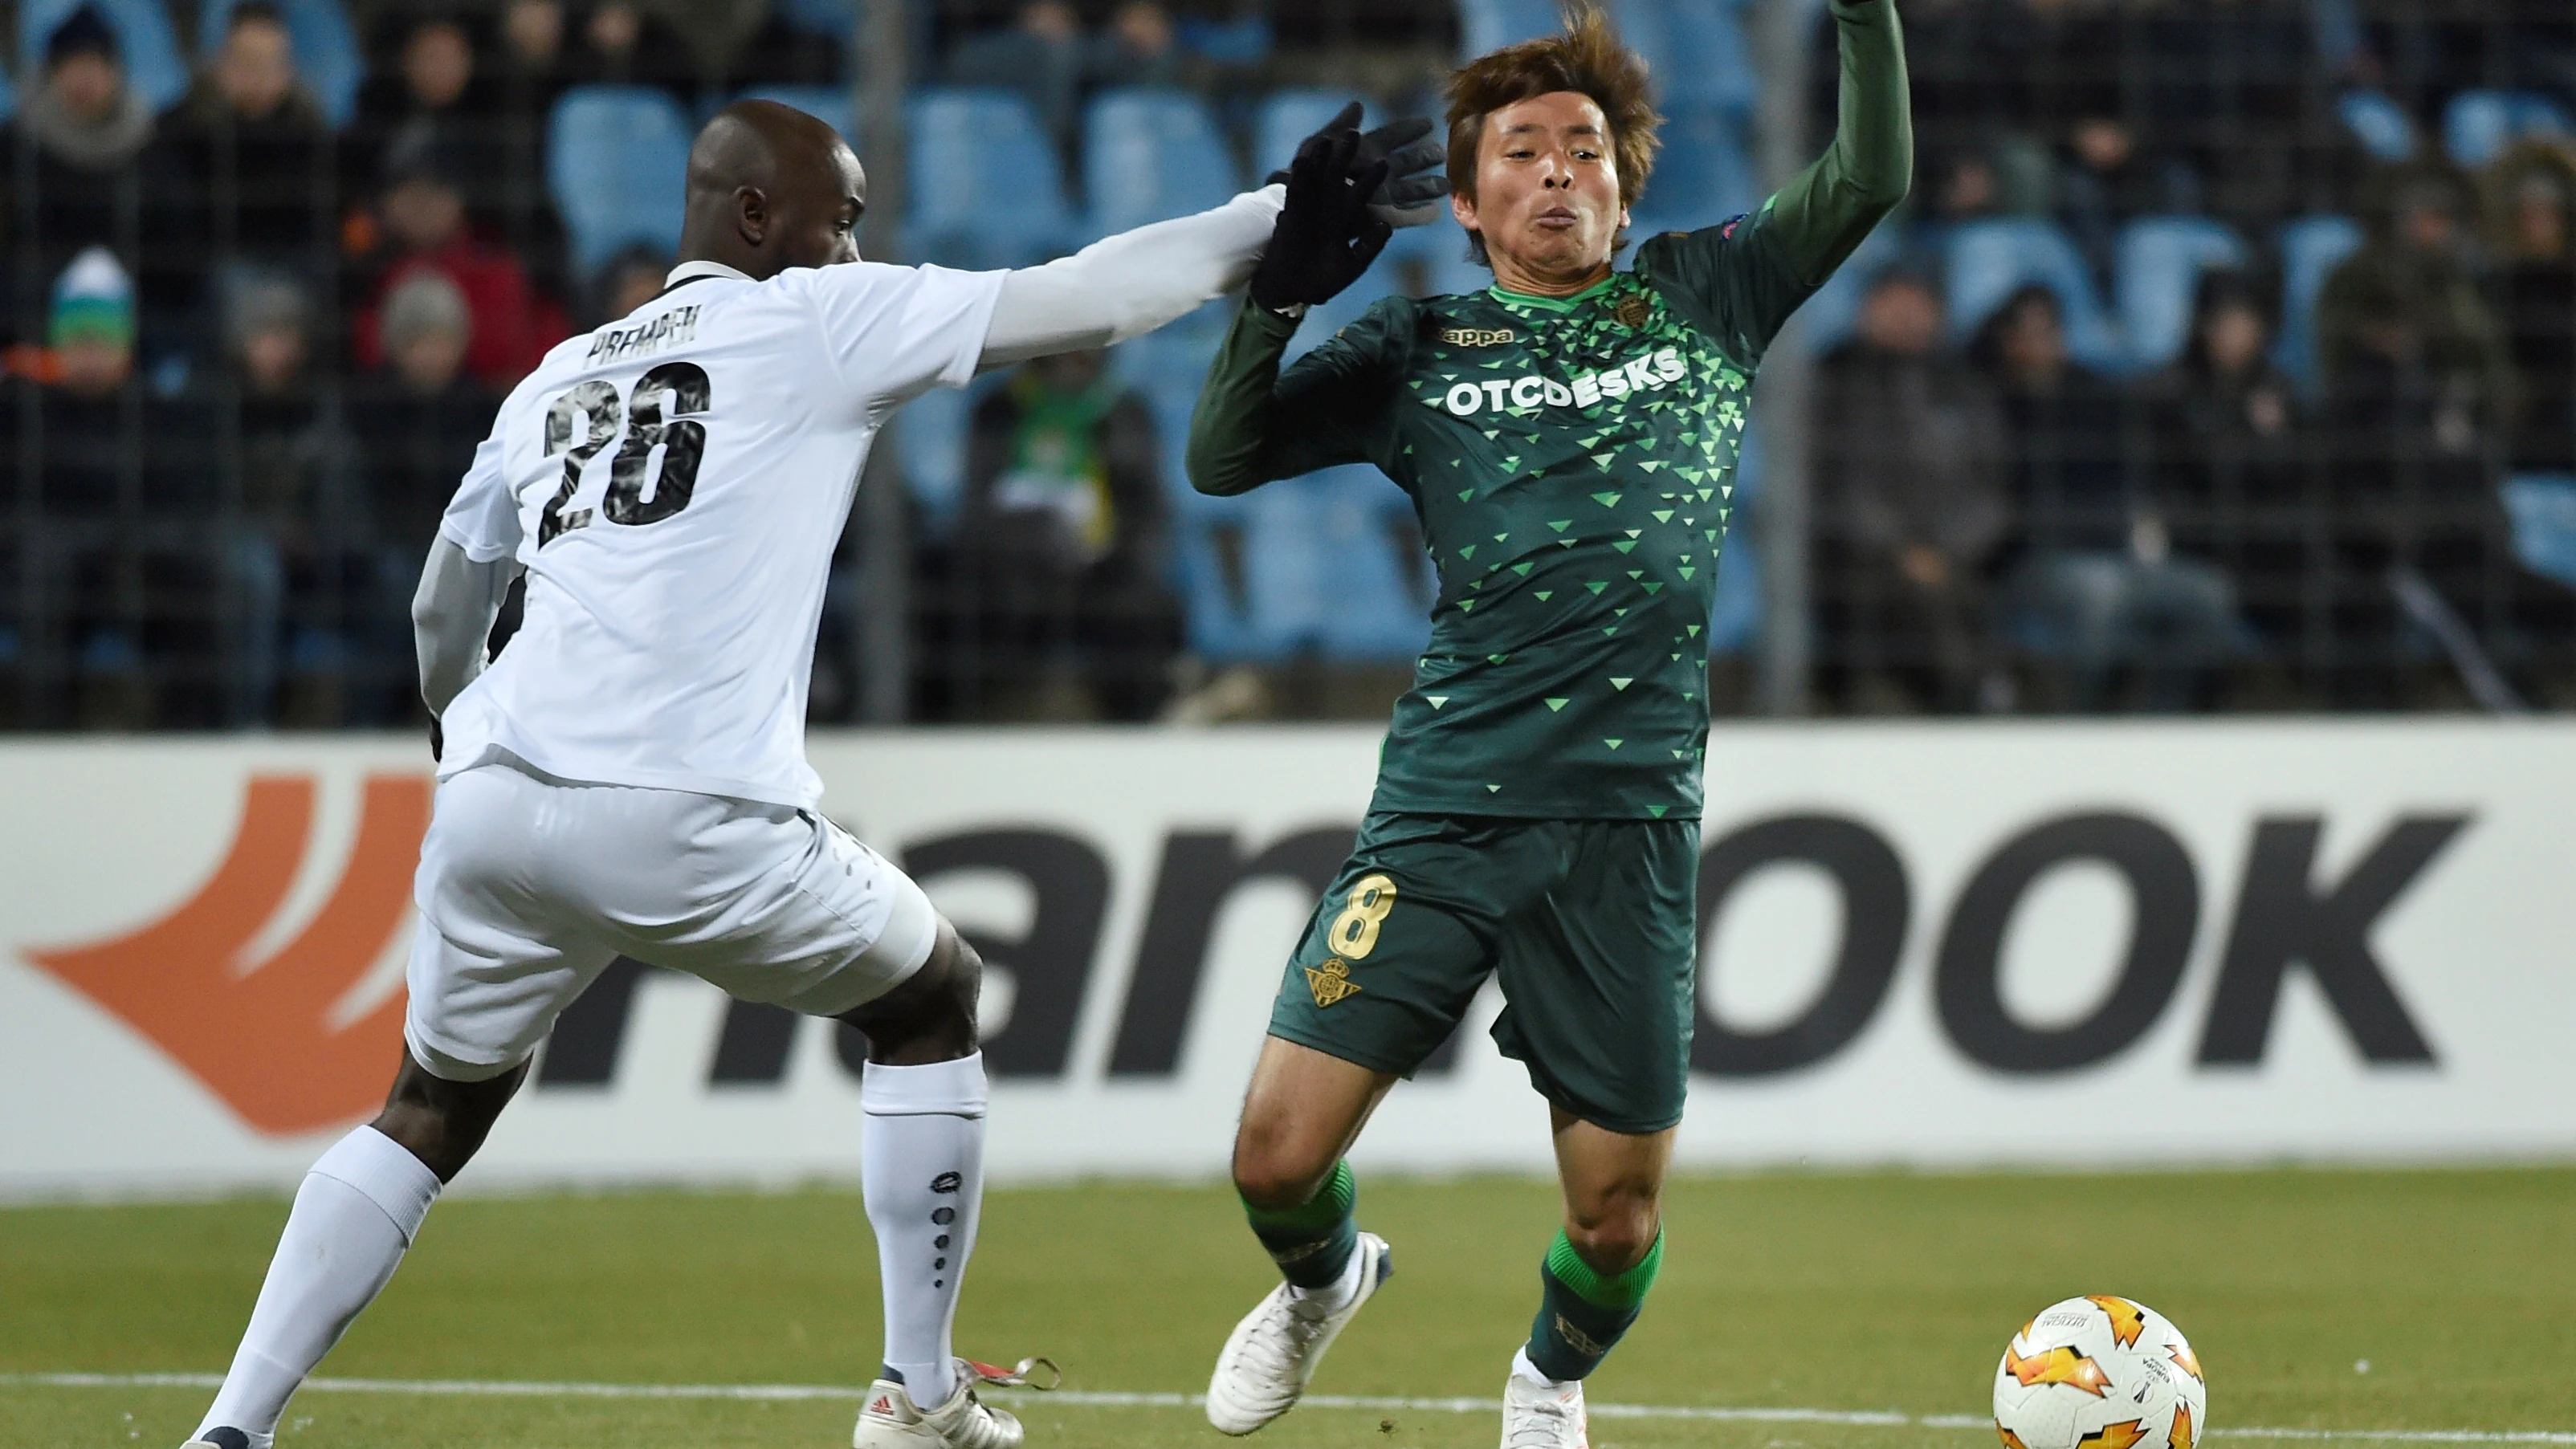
left=1526, top=1228, right=1663, bottom=1382
left=1241, top=1160, right=1358, bottom=1289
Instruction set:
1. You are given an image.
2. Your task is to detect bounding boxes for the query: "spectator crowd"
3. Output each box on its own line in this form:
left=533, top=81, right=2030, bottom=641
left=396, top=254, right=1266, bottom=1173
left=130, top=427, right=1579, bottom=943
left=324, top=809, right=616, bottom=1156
left=0, top=0, right=2569, bottom=729
left=1812, top=0, right=2576, bottom=711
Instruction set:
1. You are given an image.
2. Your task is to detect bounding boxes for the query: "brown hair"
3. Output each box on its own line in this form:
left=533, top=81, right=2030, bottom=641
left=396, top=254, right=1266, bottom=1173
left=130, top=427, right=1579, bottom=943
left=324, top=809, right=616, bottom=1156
left=1445, top=2, right=1661, bottom=264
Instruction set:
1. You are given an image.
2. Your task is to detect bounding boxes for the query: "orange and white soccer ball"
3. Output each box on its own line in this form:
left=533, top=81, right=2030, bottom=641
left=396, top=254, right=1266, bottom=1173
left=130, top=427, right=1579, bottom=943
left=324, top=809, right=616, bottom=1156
left=1992, top=1295, right=2207, bottom=1449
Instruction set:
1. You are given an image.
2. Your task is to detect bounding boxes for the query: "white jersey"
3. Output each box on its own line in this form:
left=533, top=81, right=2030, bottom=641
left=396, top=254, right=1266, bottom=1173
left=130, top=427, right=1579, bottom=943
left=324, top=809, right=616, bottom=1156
left=434, top=259, right=1005, bottom=808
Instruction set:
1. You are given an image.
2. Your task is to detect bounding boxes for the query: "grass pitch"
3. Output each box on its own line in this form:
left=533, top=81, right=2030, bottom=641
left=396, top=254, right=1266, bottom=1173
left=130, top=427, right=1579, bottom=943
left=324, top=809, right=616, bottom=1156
left=4, top=1167, right=2572, bottom=1448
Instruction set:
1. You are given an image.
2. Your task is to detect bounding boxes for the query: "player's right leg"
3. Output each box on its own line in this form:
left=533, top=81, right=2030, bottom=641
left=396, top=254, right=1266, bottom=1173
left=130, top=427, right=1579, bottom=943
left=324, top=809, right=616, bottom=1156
left=186, top=762, right=616, bottom=1449
left=1209, top=816, right=1506, bottom=1435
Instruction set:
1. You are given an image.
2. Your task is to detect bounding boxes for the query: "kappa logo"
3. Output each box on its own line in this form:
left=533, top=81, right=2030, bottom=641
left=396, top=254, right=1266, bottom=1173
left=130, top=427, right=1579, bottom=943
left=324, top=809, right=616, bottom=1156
left=1305, top=956, right=1361, bottom=1007
left=1441, top=327, right=1518, bottom=348
left=25, top=775, right=430, bottom=1135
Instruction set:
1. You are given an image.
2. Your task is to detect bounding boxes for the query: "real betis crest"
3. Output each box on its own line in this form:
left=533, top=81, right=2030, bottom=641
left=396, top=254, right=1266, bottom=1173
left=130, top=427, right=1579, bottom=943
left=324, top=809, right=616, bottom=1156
left=1613, top=292, right=1652, bottom=330
left=1305, top=957, right=1362, bottom=1007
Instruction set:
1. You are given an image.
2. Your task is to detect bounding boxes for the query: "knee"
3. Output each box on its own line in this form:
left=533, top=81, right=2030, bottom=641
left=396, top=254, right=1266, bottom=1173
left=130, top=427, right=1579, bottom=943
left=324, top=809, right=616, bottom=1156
left=1562, top=1194, right=1660, bottom=1275
left=369, top=1053, right=523, bottom=1183
left=1230, top=1120, right=1334, bottom=1211
left=841, top=926, right=982, bottom=1065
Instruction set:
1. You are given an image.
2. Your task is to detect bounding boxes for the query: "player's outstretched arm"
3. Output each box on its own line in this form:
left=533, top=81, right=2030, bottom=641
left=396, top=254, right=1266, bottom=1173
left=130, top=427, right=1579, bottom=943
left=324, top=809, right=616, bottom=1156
left=413, top=535, right=520, bottom=717
left=978, top=186, right=1287, bottom=368
left=1763, top=0, right=1911, bottom=287
left=977, top=107, right=1445, bottom=370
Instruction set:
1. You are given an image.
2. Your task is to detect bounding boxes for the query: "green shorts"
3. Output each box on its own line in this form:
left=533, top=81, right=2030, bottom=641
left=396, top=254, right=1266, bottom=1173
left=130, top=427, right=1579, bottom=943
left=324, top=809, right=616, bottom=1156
left=1267, top=812, right=1701, bottom=1135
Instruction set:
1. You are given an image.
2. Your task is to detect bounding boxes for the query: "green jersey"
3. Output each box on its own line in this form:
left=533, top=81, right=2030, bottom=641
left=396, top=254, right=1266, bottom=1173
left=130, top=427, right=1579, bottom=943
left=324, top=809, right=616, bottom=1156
left=1189, top=0, right=1912, bottom=820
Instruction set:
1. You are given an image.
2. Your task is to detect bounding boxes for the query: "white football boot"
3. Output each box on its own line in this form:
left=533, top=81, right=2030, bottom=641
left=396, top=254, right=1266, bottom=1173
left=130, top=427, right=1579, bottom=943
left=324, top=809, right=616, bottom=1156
left=1204, top=1231, right=1393, bottom=1435
left=1498, top=1369, right=1590, bottom=1449
left=852, top=1357, right=1047, bottom=1449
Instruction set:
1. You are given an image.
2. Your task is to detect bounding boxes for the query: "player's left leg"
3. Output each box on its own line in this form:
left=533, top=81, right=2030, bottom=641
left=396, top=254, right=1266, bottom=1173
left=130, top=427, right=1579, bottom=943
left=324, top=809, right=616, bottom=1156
left=1487, top=816, right=1701, bottom=1448
left=640, top=806, right=1025, bottom=1448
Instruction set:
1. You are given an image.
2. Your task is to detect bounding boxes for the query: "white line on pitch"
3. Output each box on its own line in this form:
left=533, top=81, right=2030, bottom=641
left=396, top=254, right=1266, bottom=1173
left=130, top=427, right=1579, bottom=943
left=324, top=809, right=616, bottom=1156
left=7, top=1373, right=2574, bottom=1443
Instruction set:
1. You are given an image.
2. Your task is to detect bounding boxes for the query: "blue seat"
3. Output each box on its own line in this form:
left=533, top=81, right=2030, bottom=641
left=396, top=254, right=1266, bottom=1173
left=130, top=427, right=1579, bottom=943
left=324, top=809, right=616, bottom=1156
left=1253, top=89, right=1372, bottom=181
left=2336, top=88, right=2417, bottom=163
left=2443, top=89, right=2575, bottom=169
left=1942, top=218, right=2125, bottom=372
left=1658, top=0, right=1758, bottom=117
left=736, top=83, right=858, bottom=143
left=2501, top=474, right=2576, bottom=590
left=1083, top=88, right=1239, bottom=240
left=1788, top=219, right=1901, bottom=356
left=906, top=87, right=1076, bottom=269
left=1633, top=106, right=1757, bottom=236
left=1704, top=422, right=1761, bottom=654
left=1379, top=222, right=1488, bottom=303
left=200, top=0, right=361, bottom=126
left=895, top=382, right=975, bottom=536
left=2113, top=217, right=2248, bottom=372
left=1314, top=467, right=1435, bottom=661
left=548, top=87, right=693, bottom=275
left=1456, top=0, right=1562, bottom=55
left=19, top=0, right=188, bottom=112
left=2272, top=214, right=2363, bottom=397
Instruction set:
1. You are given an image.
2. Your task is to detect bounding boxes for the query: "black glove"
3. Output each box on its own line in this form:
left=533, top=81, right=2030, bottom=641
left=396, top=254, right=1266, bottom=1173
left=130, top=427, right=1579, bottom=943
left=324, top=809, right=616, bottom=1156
left=1250, top=104, right=1392, bottom=311
left=1355, top=117, right=1449, bottom=227
left=1266, top=112, right=1451, bottom=229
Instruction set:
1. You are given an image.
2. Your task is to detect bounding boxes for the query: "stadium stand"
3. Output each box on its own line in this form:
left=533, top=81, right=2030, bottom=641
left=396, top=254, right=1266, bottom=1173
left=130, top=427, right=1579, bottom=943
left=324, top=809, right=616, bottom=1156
left=905, top=86, right=1077, bottom=269
left=197, top=0, right=362, bottom=126
left=547, top=86, right=691, bottom=274
left=1082, top=88, right=1239, bottom=242
left=18, top=0, right=190, bottom=112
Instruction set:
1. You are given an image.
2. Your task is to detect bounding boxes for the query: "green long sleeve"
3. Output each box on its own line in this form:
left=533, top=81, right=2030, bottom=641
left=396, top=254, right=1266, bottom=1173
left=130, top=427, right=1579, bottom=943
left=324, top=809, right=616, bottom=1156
left=1765, top=0, right=1913, bottom=287
left=1185, top=303, right=1302, bottom=497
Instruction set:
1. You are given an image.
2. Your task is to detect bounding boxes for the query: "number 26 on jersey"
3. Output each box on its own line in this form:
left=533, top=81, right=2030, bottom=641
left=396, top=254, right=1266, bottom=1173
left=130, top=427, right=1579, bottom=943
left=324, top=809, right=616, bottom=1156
left=540, top=362, right=714, bottom=546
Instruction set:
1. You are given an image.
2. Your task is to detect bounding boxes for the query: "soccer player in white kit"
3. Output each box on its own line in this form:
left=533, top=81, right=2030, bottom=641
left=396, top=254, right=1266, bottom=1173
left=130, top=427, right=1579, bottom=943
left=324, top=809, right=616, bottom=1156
left=180, top=100, right=1441, bottom=1449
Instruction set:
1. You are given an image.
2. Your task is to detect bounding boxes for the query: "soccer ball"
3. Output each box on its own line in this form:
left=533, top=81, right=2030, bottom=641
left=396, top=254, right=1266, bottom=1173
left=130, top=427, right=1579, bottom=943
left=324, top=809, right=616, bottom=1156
left=1992, top=1295, right=2207, bottom=1449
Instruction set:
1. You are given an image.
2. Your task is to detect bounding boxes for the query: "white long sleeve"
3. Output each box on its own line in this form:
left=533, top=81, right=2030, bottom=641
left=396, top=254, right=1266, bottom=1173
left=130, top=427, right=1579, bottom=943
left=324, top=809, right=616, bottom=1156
left=412, top=535, right=520, bottom=715
left=977, top=185, right=1284, bottom=368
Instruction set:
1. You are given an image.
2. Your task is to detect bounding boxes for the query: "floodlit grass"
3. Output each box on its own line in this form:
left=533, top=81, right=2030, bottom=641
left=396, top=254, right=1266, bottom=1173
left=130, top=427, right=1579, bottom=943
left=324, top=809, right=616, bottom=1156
left=4, top=1167, right=2572, bottom=1447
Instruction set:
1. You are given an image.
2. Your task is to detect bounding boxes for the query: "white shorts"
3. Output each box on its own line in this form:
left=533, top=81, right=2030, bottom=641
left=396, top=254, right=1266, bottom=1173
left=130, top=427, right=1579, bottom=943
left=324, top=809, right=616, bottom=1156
left=404, top=755, right=940, bottom=1083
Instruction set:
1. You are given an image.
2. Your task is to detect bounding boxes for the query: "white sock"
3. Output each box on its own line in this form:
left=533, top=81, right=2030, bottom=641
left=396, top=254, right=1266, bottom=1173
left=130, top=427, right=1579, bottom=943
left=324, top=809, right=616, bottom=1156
left=862, top=1052, right=988, bottom=1412
left=1512, top=1346, right=1570, bottom=1390
left=1288, top=1238, right=1367, bottom=1315
left=197, top=1128, right=442, bottom=1447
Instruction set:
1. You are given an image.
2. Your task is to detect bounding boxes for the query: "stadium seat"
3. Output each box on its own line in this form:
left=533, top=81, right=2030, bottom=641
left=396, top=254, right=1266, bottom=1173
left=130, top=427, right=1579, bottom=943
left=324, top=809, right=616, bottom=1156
left=2501, top=474, right=2576, bottom=591
left=548, top=87, right=693, bottom=275
left=1253, top=90, right=1372, bottom=181
left=1379, top=222, right=1490, bottom=305
left=2442, top=90, right=2575, bottom=169
left=200, top=0, right=362, bottom=127
left=2335, top=88, right=2418, bottom=163
left=1457, top=0, right=1562, bottom=55
left=1314, top=467, right=1435, bottom=661
left=906, top=87, right=1077, bottom=269
left=19, top=0, right=189, bottom=112
left=895, top=383, right=973, bottom=536
left=2113, top=217, right=2248, bottom=372
left=1787, top=218, right=1901, bottom=356
left=2272, top=214, right=2363, bottom=397
left=1657, top=0, right=1759, bottom=117
left=1632, top=106, right=1759, bottom=236
left=1703, top=424, right=1761, bottom=654
left=1082, top=88, right=1240, bottom=241
left=1942, top=218, right=2126, bottom=372
left=735, top=84, right=858, bottom=143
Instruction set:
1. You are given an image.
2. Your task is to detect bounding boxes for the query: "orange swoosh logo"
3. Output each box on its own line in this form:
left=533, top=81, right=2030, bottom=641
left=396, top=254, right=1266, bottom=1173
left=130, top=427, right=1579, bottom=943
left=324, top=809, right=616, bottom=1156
left=26, top=775, right=427, bottom=1135
left=2088, top=1296, right=2148, bottom=1349
left=2004, top=1345, right=2113, bottom=1397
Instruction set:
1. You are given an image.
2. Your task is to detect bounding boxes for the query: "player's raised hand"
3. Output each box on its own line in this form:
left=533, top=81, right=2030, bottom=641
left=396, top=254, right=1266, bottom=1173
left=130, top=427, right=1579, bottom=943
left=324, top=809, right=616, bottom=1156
left=1355, top=117, right=1449, bottom=228
left=1265, top=108, right=1450, bottom=230
left=1250, top=104, right=1392, bottom=311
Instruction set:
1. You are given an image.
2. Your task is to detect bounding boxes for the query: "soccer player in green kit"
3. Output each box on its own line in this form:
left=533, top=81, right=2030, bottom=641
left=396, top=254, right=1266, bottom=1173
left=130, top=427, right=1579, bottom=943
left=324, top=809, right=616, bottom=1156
left=1190, top=5, right=1910, bottom=1446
